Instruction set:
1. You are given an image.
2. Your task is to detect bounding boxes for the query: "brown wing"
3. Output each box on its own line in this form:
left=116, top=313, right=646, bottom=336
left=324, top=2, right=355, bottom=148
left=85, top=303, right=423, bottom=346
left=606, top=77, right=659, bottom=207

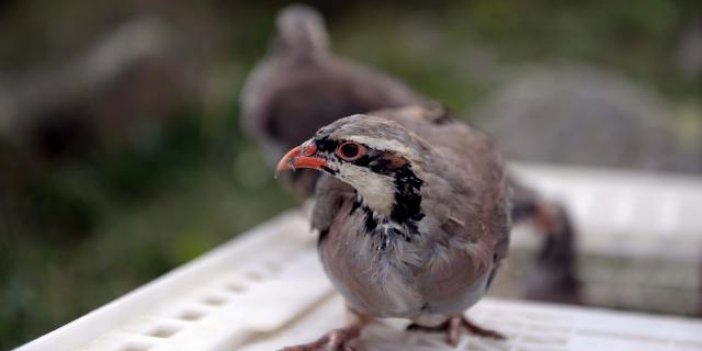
left=375, top=106, right=511, bottom=312
left=373, top=105, right=510, bottom=259
left=388, top=106, right=581, bottom=301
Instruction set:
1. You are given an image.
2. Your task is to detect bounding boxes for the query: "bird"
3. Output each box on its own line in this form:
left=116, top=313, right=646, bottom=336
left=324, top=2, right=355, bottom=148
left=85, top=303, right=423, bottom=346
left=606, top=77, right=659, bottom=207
left=276, top=106, right=509, bottom=350
left=240, top=3, right=427, bottom=196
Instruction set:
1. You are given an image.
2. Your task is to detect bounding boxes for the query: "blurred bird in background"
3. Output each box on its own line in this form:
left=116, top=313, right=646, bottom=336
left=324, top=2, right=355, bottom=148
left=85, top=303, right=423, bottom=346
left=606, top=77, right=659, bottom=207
left=241, top=4, right=427, bottom=197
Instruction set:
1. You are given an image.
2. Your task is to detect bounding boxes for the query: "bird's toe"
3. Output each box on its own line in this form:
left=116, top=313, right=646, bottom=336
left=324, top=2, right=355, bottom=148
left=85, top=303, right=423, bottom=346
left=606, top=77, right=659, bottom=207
left=281, top=325, right=362, bottom=351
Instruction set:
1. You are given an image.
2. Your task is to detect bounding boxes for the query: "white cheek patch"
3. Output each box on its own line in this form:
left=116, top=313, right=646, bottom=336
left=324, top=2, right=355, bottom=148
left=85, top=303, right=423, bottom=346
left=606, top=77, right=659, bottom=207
left=337, top=163, right=396, bottom=215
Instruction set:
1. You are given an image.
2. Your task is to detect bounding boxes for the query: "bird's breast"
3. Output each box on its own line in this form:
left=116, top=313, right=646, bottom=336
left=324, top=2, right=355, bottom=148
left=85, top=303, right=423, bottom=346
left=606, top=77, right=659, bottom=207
left=318, top=211, right=427, bottom=318
left=318, top=207, right=493, bottom=319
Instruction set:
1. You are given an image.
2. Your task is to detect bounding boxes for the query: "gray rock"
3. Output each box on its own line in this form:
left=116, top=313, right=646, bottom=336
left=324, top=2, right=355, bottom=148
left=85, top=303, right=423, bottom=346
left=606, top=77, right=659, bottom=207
left=474, top=65, right=699, bottom=173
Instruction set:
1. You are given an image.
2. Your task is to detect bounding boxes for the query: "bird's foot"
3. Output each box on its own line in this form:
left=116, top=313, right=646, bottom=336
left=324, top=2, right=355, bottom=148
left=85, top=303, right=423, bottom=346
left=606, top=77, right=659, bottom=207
left=407, top=316, right=505, bottom=346
left=281, top=324, right=362, bottom=351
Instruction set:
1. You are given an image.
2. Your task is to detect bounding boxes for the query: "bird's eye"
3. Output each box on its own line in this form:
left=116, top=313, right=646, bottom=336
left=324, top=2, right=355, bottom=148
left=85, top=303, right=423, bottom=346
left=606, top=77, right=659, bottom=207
left=336, top=142, right=365, bottom=161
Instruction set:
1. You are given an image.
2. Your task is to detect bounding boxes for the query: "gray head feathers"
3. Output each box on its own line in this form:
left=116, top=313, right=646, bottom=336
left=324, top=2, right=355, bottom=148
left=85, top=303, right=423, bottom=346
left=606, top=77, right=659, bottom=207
left=316, top=115, right=421, bottom=158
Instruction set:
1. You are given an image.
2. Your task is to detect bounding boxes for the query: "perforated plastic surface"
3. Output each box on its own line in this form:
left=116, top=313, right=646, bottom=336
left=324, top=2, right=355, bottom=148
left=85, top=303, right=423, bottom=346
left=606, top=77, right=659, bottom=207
left=242, top=295, right=702, bottom=351
left=14, top=164, right=702, bottom=351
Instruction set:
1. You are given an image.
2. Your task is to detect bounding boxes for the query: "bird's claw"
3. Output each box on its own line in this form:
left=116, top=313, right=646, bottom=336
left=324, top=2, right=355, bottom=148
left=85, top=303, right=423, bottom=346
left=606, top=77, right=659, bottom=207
left=459, top=317, right=505, bottom=341
left=407, top=316, right=505, bottom=346
left=281, top=325, right=361, bottom=351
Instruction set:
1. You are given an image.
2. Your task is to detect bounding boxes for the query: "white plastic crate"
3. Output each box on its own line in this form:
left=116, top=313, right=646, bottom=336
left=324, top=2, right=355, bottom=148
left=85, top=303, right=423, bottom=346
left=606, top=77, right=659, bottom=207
left=15, top=164, right=702, bottom=351
left=499, top=163, right=702, bottom=314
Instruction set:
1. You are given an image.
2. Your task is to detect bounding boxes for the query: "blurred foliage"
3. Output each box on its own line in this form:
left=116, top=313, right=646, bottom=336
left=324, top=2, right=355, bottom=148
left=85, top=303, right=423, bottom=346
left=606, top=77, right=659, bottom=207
left=0, top=0, right=699, bottom=349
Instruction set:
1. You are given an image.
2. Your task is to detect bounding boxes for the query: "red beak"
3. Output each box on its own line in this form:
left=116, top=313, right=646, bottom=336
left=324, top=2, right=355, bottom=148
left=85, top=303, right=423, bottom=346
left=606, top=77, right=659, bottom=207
left=275, top=142, right=327, bottom=178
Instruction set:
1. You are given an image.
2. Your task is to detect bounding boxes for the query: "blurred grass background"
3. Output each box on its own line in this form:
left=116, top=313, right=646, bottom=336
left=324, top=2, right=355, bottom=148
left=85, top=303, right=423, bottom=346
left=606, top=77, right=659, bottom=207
left=0, top=0, right=700, bottom=349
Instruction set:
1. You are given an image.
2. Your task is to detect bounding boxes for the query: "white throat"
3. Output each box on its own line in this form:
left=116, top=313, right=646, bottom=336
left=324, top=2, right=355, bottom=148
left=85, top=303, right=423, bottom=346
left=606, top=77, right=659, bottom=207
left=337, top=163, right=395, bottom=216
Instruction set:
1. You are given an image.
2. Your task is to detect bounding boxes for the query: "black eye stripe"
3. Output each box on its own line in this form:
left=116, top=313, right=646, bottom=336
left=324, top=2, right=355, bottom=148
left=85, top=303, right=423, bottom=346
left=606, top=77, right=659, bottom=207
left=315, top=136, right=338, bottom=152
left=314, top=138, right=406, bottom=175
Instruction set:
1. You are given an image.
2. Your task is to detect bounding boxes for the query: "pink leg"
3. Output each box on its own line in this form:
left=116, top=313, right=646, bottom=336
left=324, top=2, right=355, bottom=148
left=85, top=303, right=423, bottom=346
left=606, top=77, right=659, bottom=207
left=408, top=315, right=505, bottom=346
left=281, top=307, right=371, bottom=351
left=281, top=324, right=361, bottom=351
